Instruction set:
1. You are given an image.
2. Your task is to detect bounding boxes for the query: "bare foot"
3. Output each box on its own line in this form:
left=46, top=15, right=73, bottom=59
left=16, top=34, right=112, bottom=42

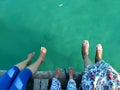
left=95, top=44, right=103, bottom=63
left=39, top=47, right=47, bottom=62
left=69, top=67, right=74, bottom=79
left=26, top=52, right=35, bottom=65
left=27, top=52, right=35, bottom=59
left=55, top=68, right=62, bottom=78
left=81, top=40, right=89, bottom=59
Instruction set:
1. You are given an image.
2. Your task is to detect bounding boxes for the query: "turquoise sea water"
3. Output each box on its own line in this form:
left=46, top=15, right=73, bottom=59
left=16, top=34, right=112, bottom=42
left=0, top=0, right=120, bottom=72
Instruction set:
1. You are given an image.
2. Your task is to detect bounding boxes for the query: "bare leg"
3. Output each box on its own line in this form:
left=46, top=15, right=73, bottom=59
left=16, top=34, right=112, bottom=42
left=50, top=68, right=62, bottom=90
left=69, top=67, right=74, bottom=79
left=15, top=52, right=35, bottom=71
left=55, top=68, right=62, bottom=78
left=81, top=40, right=92, bottom=69
left=95, top=44, right=103, bottom=63
left=27, top=47, right=47, bottom=74
left=67, top=67, right=77, bottom=90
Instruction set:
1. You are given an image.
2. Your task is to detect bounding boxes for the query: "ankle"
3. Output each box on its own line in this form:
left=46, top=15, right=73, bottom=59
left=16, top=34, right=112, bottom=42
left=55, top=75, right=60, bottom=78
left=69, top=75, right=73, bottom=79
left=83, top=55, right=89, bottom=60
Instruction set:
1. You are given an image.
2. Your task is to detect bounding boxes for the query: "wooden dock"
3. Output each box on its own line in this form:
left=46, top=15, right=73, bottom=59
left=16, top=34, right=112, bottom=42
left=0, top=70, right=83, bottom=90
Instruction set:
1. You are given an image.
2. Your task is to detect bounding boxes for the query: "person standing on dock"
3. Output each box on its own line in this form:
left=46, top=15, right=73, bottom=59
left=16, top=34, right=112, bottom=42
left=81, top=40, right=120, bottom=90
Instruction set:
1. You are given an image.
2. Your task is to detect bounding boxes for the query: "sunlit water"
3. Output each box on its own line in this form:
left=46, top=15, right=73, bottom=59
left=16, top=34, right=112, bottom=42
left=0, top=0, right=120, bottom=72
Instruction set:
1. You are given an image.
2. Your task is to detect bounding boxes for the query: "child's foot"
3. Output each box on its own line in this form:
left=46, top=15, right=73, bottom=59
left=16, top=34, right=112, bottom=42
left=81, top=40, right=89, bottom=59
left=69, top=67, right=74, bottom=79
left=26, top=52, right=35, bottom=65
left=95, top=44, right=103, bottom=63
left=55, top=68, right=62, bottom=78
left=39, top=47, right=47, bottom=63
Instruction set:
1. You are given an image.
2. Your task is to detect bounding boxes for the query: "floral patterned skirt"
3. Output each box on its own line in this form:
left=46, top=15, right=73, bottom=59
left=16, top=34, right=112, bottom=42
left=81, top=60, right=120, bottom=90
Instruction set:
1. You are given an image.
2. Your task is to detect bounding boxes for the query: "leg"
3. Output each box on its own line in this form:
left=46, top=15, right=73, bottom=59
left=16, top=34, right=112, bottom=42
left=81, top=40, right=92, bottom=69
left=9, top=47, right=47, bottom=90
left=66, top=67, right=77, bottom=90
left=27, top=47, right=47, bottom=74
left=95, top=44, right=103, bottom=63
left=15, top=52, right=35, bottom=70
left=0, top=52, right=34, bottom=90
left=50, top=68, right=62, bottom=90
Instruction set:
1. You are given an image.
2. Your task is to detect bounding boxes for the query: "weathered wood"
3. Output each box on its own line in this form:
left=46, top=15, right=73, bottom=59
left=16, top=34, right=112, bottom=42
left=34, top=79, right=41, bottom=90
left=33, top=79, right=49, bottom=90
left=33, top=71, right=55, bottom=79
left=40, top=79, right=49, bottom=90
left=0, top=70, right=5, bottom=77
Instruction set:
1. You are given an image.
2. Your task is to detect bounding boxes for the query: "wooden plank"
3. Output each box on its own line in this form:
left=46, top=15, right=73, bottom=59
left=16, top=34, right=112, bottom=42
left=33, top=79, right=41, bottom=90
left=0, top=70, right=6, bottom=77
left=33, top=71, right=54, bottom=79
left=40, top=79, right=49, bottom=90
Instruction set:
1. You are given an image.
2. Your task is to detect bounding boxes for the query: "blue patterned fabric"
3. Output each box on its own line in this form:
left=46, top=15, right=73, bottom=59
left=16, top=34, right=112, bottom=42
left=81, top=60, right=120, bottom=90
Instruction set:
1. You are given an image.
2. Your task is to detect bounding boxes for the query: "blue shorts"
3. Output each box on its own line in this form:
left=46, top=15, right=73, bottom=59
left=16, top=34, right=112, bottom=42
left=0, top=66, right=32, bottom=90
left=0, top=66, right=20, bottom=90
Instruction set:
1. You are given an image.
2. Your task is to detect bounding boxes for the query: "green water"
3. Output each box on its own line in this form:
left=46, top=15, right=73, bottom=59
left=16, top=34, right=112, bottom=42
left=0, top=0, right=120, bottom=72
